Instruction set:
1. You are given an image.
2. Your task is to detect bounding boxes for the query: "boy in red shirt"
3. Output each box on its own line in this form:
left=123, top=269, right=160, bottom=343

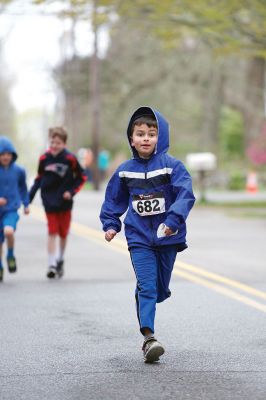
left=30, top=127, right=86, bottom=278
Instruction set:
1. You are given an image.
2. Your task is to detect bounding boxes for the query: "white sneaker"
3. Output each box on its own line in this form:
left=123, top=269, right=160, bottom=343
left=142, top=337, right=165, bottom=363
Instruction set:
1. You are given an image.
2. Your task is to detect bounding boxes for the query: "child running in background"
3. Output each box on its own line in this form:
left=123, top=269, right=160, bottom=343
left=29, top=127, right=86, bottom=279
left=0, top=136, right=30, bottom=282
left=100, top=107, right=195, bottom=363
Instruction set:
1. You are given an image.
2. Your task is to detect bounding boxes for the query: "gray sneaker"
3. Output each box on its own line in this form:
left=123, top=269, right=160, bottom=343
left=56, top=260, right=64, bottom=278
left=47, top=266, right=57, bottom=279
left=142, top=337, right=165, bottom=363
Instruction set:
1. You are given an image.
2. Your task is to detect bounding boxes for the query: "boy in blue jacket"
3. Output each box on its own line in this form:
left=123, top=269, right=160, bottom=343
left=0, top=136, right=30, bottom=282
left=100, top=107, right=195, bottom=363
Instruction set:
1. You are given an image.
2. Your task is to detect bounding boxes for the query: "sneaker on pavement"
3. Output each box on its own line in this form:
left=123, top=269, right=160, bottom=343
left=56, top=260, right=64, bottom=278
left=47, top=266, right=57, bottom=279
left=142, top=337, right=165, bottom=363
left=0, top=268, right=3, bottom=282
left=7, top=256, right=17, bottom=273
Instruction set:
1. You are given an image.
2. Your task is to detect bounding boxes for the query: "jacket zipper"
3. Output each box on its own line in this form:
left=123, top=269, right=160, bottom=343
left=144, top=160, right=155, bottom=246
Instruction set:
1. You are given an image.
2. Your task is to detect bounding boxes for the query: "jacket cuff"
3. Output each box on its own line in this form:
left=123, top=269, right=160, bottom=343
left=164, top=216, right=181, bottom=232
left=104, top=223, right=120, bottom=233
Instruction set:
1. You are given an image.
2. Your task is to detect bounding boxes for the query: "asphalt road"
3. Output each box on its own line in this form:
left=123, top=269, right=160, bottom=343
left=0, top=190, right=266, bottom=400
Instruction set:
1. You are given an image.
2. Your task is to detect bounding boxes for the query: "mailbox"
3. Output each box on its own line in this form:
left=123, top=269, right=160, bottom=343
left=186, top=152, right=216, bottom=171
left=186, top=152, right=217, bottom=202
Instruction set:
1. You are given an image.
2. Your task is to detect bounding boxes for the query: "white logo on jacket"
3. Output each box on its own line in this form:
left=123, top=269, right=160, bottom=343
left=45, top=163, right=68, bottom=177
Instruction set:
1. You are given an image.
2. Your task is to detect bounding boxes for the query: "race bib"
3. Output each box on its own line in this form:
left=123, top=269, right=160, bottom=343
left=132, top=192, right=165, bottom=216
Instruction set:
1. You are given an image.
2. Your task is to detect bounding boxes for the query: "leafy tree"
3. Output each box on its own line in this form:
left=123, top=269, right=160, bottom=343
left=53, top=55, right=91, bottom=151
left=31, top=0, right=266, bottom=162
left=115, top=1, right=266, bottom=57
left=0, top=2, right=16, bottom=140
left=0, top=0, right=14, bottom=12
left=0, top=66, right=15, bottom=139
left=115, top=0, right=266, bottom=145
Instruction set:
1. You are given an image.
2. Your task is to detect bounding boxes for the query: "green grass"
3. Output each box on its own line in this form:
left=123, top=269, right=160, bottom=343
left=196, top=200, right=266, bottom=208
left=227, top=209, right=266, bottom=218
left=195, top=200, right=266, bottom=219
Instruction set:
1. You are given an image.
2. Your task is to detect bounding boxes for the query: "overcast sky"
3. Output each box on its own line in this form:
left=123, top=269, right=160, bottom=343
left=0, top=1, right=108, bottom=113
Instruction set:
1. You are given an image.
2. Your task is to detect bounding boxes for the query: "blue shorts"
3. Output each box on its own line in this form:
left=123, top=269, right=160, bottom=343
left=0, top=211, right=19, bottom=243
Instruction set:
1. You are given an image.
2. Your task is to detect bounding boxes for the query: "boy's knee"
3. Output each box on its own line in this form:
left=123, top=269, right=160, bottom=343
left=4, top=226, right=14, bottom=237
left=157, top=289, right=171, bottom=303
left=140, top=281, right=157, bottom=295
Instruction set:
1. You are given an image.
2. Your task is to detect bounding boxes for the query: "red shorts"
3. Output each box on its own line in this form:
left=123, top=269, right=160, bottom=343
left=46, top=210, right=71, bottom=239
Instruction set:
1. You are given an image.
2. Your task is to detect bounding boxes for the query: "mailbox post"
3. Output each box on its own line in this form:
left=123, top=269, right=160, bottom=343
left=186, top=152, right=217, bottom=203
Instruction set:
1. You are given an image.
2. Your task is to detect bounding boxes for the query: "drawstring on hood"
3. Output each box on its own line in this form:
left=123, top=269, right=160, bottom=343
left=127, top=106, right=169, bottom=159
left=0, top=136, right=18, bottom=162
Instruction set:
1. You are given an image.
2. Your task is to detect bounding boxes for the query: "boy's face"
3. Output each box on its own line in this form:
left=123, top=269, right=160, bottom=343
left=0, top=152, right=13, bottom=167
left=131, top=123, right=158, bottom=159
left=49, top=136, right=66, bottom=156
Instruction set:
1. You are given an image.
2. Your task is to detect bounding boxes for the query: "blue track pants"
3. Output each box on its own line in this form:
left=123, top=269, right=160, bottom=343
left=129, top=245, right=178, bottom=334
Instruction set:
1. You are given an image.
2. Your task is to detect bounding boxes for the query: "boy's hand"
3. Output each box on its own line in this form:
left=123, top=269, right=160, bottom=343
left=105, top=229, right=117, bottom=242
left=63, top=191, right=72, bottom=200
left=24, top=207, right=30, bottom=215
left=164, top=225, right=174, bottom=236
left=0, top=197, right=7, bottom=206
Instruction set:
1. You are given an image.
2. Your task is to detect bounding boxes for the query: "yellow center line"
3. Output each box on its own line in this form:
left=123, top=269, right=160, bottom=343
left=173, top=269, right=266, bottom=313
left=30, top=205, right=266, bottom=313
left=174, top=260, right=266, bottom=301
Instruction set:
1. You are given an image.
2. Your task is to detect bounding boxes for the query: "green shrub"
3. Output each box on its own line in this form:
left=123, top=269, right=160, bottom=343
left=228, top=171, right=246, bottom=190
left=219, top=107, right=245, bottom=161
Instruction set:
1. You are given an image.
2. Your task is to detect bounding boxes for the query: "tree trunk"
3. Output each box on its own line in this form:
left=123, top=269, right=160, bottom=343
left=90, top=0, right=101, bottom=191
left=201, top=61, right=224, bottom=153
left=243, top=57, right=265, bottom=146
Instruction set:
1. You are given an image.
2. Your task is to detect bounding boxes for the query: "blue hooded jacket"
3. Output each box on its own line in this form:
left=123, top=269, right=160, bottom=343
left=100, top=107, right=195, bottom=249
left=0, top=136, right=29, bottom=213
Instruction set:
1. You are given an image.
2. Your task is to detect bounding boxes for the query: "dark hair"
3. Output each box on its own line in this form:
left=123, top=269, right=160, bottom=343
left=49, top=127, right=68, bottom=143
left=131, top=115, right=157, bottom=135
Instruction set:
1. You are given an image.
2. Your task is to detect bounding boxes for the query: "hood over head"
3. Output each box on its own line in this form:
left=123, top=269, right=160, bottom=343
left=127, top=106, right=169, bottom=158
left=0, top=136, right=17, bottom=162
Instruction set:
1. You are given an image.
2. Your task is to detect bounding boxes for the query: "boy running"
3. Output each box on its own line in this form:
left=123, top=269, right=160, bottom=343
left=0, top=136, right=30, bottom=282
left=29, top=127, right=86, bottom=279
left=100, top=107, right=195, bottom=363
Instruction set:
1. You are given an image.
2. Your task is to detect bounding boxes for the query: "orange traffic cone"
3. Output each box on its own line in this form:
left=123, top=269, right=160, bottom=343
left=246, top=171, right=258, bottom=193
